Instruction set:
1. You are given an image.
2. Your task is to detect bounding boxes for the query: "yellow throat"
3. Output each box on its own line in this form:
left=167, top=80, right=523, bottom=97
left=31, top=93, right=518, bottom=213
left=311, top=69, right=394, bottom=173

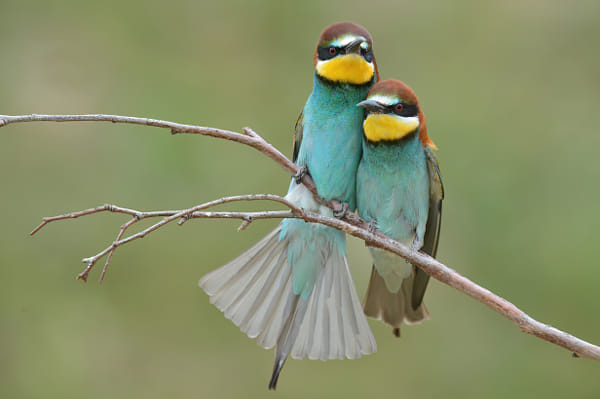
left=363, top=113, right=419, bottom=142
left=316, top=54, right=374, bottom=85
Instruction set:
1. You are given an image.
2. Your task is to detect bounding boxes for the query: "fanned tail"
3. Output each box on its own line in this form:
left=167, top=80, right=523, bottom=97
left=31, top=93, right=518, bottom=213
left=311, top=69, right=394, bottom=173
left=199, top=226, right=292, bottom=344
left=363, top=266, right=429, bottom=336
left=199, top=224, right=376, bottom=389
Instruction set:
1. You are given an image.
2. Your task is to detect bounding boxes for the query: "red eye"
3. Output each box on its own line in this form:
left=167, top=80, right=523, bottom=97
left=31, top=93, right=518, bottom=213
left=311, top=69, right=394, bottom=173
left=329, top=47, right=337, bottom=55
left=395, top=103, right=404, bottom=112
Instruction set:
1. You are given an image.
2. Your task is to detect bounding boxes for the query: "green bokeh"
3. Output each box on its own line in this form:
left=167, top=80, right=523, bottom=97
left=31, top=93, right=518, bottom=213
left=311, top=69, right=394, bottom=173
left=1, top=1, right=599, bottom=398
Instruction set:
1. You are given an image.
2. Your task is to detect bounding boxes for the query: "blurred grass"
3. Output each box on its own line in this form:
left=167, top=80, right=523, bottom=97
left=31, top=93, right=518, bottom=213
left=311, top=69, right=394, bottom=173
left=1, top=0, right=600, bottom=398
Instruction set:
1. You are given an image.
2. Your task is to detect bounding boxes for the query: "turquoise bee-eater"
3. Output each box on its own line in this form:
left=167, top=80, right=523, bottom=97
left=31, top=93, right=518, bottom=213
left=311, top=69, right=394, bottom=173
left=356, top=79, right=444, bottom=337
left=199, top=22, right=379, bottom=389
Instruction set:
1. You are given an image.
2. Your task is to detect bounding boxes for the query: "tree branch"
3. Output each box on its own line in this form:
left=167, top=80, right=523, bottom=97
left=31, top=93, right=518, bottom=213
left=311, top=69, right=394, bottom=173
left=0, top=114, right=335, bottom=210
left=2, top=113, right=599, bottom=361
left=29, top=195, right=300, bottom=283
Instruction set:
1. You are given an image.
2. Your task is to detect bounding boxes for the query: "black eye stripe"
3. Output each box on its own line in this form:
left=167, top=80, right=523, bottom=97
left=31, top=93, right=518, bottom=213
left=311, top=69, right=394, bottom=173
left=361, top=48, right=374, bottom=62
left=390, top=103, right=419, bottom=117
left=317, top=45, right=374, bottom=62
left=317, top=46, right=338, bottom=60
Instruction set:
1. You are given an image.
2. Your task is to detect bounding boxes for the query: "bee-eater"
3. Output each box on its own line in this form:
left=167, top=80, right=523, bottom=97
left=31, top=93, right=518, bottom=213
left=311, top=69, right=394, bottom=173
left=199, top=22, right=379, bottom=389
left=356, top=79, right=443, bottom=337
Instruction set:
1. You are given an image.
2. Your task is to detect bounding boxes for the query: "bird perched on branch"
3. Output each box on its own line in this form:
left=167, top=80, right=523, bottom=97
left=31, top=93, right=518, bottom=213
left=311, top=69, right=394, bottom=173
left=357, top=79, right=443, bottom=337
left=200, top=22, right=378, bottom=389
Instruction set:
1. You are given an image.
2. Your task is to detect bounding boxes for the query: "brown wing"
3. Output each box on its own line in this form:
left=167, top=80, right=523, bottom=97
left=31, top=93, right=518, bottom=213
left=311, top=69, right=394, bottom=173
left=292, top=111, right=304, bottom=163
left=411, top=146, right=444, bottom=309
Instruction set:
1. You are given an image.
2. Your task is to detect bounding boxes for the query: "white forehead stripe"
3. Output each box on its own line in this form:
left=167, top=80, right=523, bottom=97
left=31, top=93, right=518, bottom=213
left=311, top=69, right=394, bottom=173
left=330, top=34, right=367, bottom=47
left=366, top=94, right=397, bottom=106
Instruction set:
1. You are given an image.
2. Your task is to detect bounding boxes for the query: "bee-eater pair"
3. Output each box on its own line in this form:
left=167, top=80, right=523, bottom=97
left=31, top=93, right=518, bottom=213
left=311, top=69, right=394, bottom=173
left=199, top=22, right=443, bottom=389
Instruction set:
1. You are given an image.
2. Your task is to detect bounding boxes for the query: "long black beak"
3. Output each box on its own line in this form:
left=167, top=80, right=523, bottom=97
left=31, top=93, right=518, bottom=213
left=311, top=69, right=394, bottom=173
left=344, top=36, right=367, bottom=54
left=357, top=99, right=387, bottom=113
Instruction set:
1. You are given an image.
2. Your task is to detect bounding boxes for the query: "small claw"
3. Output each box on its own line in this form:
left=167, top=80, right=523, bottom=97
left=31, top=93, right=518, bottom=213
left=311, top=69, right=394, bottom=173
left=366, top=220, right=378, bottom=234
left=410, top=235, right=423, bottom=251
left=332, top=201, right=349, bottom=219
left=293, top=166, right=308, bottom=184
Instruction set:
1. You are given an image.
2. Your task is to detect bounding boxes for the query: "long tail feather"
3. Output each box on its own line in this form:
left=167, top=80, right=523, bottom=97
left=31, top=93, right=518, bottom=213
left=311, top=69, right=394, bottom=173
left=200, top=224, right=376, bottom=389
left=363, top=266, right=429, bottom=335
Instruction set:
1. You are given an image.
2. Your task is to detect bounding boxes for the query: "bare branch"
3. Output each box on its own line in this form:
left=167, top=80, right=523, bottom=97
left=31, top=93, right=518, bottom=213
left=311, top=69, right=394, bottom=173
left=33, top=195, right=300, bottom=282
left=0, top=114, right=326, bottom=201
left=293, top=211, right=600, bottom=361
left=98, top=217, right=137, bottom=284
left=3, top=113, right=599, bottom=361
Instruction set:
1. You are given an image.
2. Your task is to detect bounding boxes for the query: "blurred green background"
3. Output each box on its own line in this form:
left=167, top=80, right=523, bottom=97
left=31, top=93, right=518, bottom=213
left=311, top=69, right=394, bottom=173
left=1, top=0, right=599, bottom=398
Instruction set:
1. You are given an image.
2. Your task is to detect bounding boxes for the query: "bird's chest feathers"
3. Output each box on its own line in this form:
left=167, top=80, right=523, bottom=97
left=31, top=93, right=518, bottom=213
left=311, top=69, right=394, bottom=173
left=303, top=108, right=362, bottom=164
left=302, top=82, right=367, bottom=154
left=297, top=84, right=368, bottom=202
left=301, top=113, right=362, bottom=202
left=358, top=142, right=429, bottom=241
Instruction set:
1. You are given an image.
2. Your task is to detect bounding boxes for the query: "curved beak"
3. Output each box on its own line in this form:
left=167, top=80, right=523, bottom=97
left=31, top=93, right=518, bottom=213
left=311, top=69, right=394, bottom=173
left=357, top=99, right=387, bottom=113
left=344, top=36, right=367, bottom=54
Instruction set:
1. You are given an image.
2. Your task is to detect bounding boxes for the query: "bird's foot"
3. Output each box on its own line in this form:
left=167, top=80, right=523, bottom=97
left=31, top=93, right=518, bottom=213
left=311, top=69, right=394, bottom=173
left=410, top=236, right=423, bottom=251
left=366, top=220, right=378, bottom=234
left=332, top=201, right=349, bottom=219
left=293, top=166, right=308, bottom=184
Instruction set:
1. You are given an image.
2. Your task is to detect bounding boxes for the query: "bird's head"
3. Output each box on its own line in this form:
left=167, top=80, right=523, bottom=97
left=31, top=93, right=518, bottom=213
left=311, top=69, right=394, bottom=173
left=357, top=79, right=435, bottom=148
left=314, top=22, right=377, bottom=85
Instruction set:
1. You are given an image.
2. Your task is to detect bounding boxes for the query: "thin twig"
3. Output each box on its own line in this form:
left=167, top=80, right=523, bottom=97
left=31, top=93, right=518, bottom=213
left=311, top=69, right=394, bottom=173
left=237, top=217, right=253, bottom=231
left=2, top=113, right=599, bottom=361
left=35, top=195, right=300, bottom=281
left=98, top=217, right=137, bottom=284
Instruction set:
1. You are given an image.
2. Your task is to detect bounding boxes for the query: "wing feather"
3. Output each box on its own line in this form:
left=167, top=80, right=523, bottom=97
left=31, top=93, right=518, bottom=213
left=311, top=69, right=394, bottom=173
left=292, top=111, right=304, bottom=163
left=411, top=146, right=444, bottom=309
